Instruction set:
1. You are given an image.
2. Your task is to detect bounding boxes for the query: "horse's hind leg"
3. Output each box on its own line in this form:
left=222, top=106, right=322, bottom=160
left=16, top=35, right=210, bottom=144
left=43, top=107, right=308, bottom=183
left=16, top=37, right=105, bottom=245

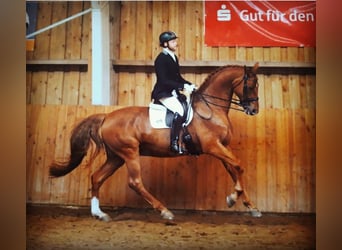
left=123, top=153, right=175, bottom=220
left=90, top=153, right=124, bottom=221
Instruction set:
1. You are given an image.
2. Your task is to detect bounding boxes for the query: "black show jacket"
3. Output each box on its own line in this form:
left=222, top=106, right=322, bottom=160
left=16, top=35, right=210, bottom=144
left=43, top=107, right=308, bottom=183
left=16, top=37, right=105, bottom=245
left=151, top=51, right=188, bottom=100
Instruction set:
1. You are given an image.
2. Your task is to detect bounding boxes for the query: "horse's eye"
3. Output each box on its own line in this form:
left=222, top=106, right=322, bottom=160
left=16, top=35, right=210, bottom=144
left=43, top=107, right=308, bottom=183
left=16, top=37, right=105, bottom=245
left=248, top=79, right=258, bottom=89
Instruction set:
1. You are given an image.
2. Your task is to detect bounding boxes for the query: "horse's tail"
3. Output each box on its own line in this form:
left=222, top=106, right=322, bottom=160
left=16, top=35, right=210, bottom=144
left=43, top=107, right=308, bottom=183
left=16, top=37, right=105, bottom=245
left=49, top=113, right=106, bottom=177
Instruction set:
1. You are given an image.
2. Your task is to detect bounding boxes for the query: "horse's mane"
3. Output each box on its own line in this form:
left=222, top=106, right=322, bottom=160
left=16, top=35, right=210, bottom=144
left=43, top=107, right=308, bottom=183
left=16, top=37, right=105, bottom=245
left=197, top=65, right=243, bottom=92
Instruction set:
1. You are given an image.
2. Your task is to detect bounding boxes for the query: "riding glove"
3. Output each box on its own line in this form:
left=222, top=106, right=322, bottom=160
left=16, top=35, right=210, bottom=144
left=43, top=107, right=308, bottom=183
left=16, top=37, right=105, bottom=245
left=183, top=83, right=197, bottom=93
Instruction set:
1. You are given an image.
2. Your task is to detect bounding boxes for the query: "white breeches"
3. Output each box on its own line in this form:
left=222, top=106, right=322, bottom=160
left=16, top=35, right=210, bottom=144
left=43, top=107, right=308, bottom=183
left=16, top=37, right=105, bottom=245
left=159, top=96, right=184, bottom=116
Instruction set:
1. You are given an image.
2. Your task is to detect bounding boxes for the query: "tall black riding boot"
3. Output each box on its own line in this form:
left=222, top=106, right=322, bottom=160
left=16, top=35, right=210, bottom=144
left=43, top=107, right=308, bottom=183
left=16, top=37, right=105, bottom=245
left=170, top=112, right=183, bottom=153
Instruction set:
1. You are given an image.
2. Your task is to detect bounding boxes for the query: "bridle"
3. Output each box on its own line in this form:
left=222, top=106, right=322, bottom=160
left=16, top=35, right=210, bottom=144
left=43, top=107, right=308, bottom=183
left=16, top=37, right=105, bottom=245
left=196, top=65, right=259, bottom=113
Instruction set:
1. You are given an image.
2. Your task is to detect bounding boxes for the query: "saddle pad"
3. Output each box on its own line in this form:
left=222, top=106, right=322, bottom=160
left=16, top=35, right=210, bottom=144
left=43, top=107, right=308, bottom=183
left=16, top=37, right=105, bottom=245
left=149, top=102, right=193, bottom=129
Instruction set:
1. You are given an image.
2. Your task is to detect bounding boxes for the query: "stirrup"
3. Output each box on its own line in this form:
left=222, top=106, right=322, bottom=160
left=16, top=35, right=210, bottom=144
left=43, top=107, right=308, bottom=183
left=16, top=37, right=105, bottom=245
left=170, top=140, right=185, bottom=154
left=170, top=141, right=179, bottom=153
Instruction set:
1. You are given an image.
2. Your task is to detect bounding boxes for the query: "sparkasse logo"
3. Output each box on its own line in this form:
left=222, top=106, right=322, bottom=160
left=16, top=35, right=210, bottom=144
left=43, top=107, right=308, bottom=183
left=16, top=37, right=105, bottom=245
left=217, top=4, right=231, bottom=21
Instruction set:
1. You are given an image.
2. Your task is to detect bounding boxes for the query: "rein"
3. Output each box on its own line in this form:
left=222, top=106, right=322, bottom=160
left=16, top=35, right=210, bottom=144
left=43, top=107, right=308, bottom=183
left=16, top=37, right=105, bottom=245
left=199, top=93, right=244, bottom=111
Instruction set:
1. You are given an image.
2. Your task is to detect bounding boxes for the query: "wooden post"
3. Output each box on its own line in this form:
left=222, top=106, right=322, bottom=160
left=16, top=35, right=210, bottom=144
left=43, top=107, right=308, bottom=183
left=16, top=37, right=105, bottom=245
left=91, top=1, right=110, bottom=105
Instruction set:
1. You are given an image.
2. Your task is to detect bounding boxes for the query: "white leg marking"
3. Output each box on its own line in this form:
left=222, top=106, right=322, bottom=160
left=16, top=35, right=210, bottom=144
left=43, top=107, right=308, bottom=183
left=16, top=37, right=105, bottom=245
left=230, top=191, right=238, bottom=201
left=91, top=197, right=108, bottom=219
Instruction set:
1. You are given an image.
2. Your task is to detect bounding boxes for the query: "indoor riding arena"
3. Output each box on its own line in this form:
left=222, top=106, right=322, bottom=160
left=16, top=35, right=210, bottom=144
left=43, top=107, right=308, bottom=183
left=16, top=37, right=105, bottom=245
left=26, top=1, right=315, bottom=250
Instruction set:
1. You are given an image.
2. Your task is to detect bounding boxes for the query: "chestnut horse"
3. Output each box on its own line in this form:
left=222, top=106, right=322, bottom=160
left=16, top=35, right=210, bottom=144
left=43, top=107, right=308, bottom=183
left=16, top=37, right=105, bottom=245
left=49, top=63, right=261, bottom=221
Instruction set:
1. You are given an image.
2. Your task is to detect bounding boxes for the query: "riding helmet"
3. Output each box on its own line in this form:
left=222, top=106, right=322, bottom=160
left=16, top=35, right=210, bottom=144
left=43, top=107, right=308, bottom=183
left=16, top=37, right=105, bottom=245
left=159, top=31, right=178, bottom=46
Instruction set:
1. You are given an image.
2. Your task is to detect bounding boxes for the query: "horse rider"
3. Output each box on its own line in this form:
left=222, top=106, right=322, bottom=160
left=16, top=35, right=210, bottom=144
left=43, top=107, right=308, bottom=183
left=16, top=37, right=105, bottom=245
left=151, top=31, right=196, bottom=153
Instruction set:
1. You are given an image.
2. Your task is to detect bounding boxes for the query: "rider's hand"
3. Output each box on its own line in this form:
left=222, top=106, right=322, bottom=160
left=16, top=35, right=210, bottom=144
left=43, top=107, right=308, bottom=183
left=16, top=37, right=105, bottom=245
left=183, top=83, right=197, bottom=93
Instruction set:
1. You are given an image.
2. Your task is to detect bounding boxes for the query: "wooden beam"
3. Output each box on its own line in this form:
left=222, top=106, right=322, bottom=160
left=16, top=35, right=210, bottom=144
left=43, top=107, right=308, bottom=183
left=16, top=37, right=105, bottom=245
left=112, top=59, right=315, bottom=67
left=112, top=59, right=316, bottom=75
left=27, top=59, right=88, bottom=65
left=26, top=59, right=88, bottom=72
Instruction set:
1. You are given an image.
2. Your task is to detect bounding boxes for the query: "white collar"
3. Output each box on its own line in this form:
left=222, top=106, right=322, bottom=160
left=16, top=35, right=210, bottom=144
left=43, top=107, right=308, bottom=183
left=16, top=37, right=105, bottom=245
left=163, top=48, right=176, bottom=62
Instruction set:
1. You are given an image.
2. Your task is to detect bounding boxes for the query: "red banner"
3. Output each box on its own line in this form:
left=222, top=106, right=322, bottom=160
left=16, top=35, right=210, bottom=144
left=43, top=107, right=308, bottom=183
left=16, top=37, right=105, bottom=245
left=204, top=1, right=316, bottom=47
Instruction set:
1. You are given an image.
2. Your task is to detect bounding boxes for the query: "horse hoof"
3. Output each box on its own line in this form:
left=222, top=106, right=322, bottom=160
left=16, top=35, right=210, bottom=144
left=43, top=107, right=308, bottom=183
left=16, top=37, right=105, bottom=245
left=161, top=210, right=175, bottom=220
left=226, top=195, right=236, bottom=208
left=250, top=208, right=262, bottom=218
left=101, top=214, right=112, bottom=222
left=92, top=213, right=112, bottom=222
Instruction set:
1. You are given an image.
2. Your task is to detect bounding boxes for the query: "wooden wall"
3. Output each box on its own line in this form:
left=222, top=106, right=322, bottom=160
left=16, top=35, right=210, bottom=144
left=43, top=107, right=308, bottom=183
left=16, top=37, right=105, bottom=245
left=26, top=1, right=92, bottom=105
left=26, top=1, right=316, bottom=213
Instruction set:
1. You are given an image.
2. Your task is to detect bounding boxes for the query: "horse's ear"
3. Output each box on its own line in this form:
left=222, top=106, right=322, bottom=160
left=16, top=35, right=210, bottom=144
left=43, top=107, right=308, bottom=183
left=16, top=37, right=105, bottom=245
left=252, top=62, right=259, bottom=74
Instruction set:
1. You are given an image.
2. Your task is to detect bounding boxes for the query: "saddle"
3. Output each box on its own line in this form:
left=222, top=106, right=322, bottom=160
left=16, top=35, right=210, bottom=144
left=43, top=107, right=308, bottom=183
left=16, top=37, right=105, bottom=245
left=149, top=94, right=200, bottom=155
left=149, top=95, right=193, bottom=129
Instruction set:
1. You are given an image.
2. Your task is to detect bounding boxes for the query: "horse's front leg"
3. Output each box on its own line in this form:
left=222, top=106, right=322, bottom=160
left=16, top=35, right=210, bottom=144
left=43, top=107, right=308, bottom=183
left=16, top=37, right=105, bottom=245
left=207, top=143, right=262, bottom=217
left=222, top=161, right=262, bottom=217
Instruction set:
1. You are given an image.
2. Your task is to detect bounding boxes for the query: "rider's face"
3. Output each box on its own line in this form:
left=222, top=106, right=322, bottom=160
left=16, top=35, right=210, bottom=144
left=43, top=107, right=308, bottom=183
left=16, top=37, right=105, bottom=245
left=166, top=39, right=178, bottom=52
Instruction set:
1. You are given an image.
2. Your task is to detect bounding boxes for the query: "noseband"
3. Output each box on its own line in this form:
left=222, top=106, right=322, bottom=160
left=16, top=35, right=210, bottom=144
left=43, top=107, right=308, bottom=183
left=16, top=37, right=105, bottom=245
left=197, top=65, right=259, bottom=112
